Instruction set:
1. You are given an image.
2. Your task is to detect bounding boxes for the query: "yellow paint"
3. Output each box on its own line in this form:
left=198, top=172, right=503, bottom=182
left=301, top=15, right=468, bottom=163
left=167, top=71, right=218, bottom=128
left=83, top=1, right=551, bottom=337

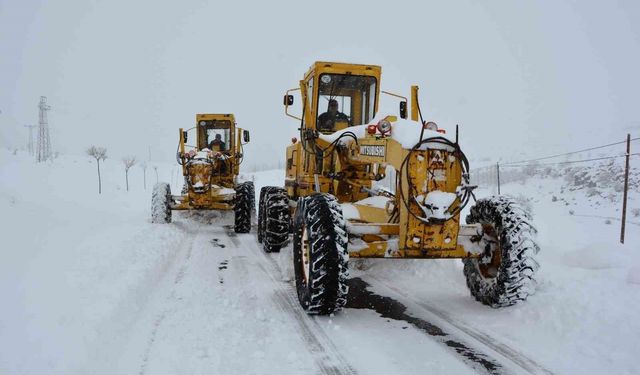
left=411, top=85, right=419, bottom=122
left=281, top=61, right=476, bottom=260
left=171, top=113, right=249, bottom=211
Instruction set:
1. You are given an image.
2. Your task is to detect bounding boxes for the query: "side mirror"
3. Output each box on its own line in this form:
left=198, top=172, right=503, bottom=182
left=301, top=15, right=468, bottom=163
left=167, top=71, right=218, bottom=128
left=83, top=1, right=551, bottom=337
left=283, top=94, right=294, bottom=106
left=399, top=101, right=407, bottom=119
left=182, top=131, right=188, bottom=143
left=243, top=130, right=250, bottom=143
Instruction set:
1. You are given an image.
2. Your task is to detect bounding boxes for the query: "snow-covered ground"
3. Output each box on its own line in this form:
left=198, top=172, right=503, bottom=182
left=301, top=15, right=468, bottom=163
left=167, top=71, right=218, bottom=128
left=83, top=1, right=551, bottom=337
left=0, top=150, right=186, bottom=374
left=1, top=149, right=639, bottom=374
left=357, top=182, right=640, bottom=375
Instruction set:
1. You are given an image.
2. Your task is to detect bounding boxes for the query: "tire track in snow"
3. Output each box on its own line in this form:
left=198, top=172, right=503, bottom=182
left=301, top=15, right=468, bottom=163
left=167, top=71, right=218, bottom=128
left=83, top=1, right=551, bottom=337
left=239, top=223, right=498, bottom=374
left=366, top=275, right=556, bottom=375
left=232, top=224, right=552, bottom=374
left=231, top=227, right=357, bottom=375
left=137, top=223, right=197, bottom=375
left=346, top=277, right=502, bottom=375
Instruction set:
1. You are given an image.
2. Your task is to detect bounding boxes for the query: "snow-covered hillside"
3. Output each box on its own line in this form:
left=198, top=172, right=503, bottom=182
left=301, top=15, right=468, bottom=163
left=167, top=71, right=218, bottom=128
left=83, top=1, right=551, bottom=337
left=1, top=149, right=639, bottom=375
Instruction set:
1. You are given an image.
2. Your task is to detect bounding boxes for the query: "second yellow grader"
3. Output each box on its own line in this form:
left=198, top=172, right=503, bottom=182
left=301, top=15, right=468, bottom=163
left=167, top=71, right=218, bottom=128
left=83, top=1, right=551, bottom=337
left=152, top=114, right=254, bottom=233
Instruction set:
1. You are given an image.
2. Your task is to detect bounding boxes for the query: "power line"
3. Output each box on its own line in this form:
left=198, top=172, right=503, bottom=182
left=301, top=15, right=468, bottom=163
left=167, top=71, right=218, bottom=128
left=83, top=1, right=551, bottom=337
left=501, top=137, right=639, bottom=166
left=471, top=136, right=639, bottom=170
left=500, top=153, right=639, bottom=167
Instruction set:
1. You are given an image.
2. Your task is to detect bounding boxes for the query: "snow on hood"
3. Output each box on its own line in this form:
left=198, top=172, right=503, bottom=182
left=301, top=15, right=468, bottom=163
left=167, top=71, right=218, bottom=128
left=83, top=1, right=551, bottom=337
left=318, top=114, right=455, bottom=150
left=195, top=151, right=211, bottom=159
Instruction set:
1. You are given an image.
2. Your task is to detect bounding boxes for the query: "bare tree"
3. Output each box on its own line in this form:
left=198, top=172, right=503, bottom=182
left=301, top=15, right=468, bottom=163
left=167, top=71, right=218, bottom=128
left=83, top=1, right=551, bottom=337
left=86, top=146, right=107, bottom=194
left=140, top=162, right=148, bottom=190
left=153, top=165, right=159, bottom=183
left=122, top=156, right=137, bottom=192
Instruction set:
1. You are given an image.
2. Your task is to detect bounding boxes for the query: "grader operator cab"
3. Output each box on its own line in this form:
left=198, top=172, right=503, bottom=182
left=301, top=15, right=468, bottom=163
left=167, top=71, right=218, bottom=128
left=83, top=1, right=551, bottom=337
left=259, top=62, right=540, bottom=314
left=151, top=113, right=254, bottom=233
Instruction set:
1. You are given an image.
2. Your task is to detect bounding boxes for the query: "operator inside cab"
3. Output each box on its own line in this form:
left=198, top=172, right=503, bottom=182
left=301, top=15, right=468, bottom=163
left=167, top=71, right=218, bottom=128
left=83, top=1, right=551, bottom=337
left=209, top=133, right=226, bottom=152
left=317, top=99, right=349, bottom=133
left=199, top=120, right=231, bottom=174
left=199, top=119, right=231, bottom=153
left=315, top=73, right=376, bottom=134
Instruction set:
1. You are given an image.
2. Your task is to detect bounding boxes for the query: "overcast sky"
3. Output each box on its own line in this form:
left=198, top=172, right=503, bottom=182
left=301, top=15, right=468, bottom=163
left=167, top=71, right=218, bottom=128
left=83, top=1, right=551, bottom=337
left=1, top=0, right=639, bottom=169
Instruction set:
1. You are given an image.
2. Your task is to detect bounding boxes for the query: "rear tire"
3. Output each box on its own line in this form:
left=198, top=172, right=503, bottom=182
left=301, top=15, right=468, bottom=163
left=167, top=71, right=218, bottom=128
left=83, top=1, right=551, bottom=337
left=234, top=181, right=254, bottom=233
left=293, top=193, right=349, bottom=315
left=151, top=183, right=172, bottom=224
left=258, top=186, right=290, bottom=252
left=463, top=195, right=540, bottom=307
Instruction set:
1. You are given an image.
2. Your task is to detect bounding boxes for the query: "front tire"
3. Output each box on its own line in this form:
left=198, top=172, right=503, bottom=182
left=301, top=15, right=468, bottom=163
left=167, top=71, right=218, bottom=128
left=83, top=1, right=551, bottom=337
left=234, top=181, right=254, bottom=233
left=293, top=193, right=349, bottom=315
left=258, top=186, right=290, bottom=252
left=151, top=183, right=172, bottom=224
left=463, top=195, right=540, bottom=307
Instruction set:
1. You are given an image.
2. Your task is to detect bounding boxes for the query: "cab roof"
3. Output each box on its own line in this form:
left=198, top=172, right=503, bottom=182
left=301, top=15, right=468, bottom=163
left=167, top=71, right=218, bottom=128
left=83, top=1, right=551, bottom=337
left=304, top=61, right=381, bottom=80
left=196, top=114, right=235, bottom=122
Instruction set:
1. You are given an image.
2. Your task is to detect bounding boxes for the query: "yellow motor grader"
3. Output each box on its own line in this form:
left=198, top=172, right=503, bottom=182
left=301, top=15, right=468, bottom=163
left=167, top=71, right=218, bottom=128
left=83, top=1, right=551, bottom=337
left=152, top=113, right=254, bottom=233
left=258, top=62, right=540, bottom=314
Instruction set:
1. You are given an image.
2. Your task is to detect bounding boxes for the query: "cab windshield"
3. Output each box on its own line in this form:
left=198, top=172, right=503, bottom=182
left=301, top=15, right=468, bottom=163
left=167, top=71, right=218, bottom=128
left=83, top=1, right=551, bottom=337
left=315, top=74, right=377, bottom=133
left=198, top=120, right=232, bottom=152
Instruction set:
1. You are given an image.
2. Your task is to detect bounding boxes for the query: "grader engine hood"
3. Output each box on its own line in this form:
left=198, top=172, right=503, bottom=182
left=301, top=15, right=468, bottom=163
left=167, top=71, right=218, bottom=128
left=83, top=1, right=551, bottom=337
left=184, top=151, right=230, bottom=193
left=186, top=156, right=214, bottom=193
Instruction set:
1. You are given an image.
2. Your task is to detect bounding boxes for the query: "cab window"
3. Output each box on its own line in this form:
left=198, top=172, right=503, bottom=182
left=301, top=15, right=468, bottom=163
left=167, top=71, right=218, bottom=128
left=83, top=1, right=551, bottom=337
left=316, top=74, right=377, bottom=133
left=198, top=120, right=232, bottom=151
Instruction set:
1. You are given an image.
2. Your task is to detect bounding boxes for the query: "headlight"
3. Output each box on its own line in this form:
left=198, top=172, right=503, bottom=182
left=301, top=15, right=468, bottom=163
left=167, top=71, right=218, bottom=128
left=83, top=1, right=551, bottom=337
left=199, top=120, right=207, bottom=126
left=377, top=120, right=392, bottom=134
left=424, top=121, right=438, bottom=131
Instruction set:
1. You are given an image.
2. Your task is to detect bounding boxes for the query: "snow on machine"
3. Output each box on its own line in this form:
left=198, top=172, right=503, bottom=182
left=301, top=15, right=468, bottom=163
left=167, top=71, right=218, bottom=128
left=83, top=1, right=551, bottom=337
left=152, top=113, right=254, bottom=233
left=258, top=61, right=540, bottom=314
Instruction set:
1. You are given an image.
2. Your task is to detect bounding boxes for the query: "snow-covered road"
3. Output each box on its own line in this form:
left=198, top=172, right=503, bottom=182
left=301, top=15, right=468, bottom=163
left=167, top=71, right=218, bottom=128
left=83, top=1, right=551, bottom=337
left=2, top=153, right=639, bottom=375
left=114, top=213, right=354, bottom=375
left=105, top=210, right=553, bottom=375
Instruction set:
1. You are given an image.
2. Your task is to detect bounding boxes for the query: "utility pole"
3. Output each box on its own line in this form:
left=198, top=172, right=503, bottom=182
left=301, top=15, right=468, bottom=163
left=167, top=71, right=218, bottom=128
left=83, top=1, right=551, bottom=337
left=23, top=124, right=36, bottom=155
left=36, top=96, right=52, bottom=162
left=496, top=162, right=501, bottom=195
left=620, top=134, right=631, bottom=244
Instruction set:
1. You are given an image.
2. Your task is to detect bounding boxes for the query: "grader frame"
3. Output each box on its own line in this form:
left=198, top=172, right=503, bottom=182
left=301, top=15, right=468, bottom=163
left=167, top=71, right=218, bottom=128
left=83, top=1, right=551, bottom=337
left=259, top=61, right=540, bottom=313
left=151, top=113, right=254, bottom=234
left=282, top=62, right=479, bottom=259
left=172, top=113, right=250, bottom=211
